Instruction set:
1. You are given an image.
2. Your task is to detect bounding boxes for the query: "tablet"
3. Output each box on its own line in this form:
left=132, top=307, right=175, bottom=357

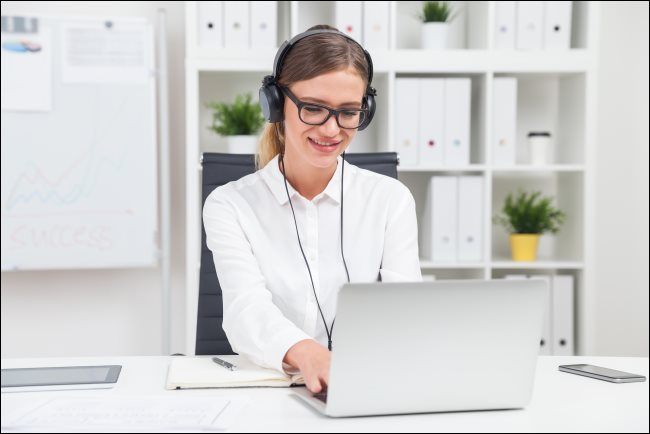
left=1, top=365, right=121, bottom=392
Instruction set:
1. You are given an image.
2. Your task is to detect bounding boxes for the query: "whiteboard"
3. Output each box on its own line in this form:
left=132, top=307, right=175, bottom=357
left=1, top=15, right=158, bottom=270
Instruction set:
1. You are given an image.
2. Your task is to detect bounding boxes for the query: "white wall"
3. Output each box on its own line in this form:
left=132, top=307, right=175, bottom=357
left=1, top=1, right=648, bottom=358
left=0, top=1, right=187, bottom=357
left=593, top=1, right=649, bottom=356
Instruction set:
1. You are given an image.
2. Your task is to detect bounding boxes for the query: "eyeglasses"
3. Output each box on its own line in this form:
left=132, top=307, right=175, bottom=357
left=280, top=86, right=368, bottom=130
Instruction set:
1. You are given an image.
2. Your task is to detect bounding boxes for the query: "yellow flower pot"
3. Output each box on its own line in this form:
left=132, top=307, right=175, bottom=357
left=510, top=234, right=540, bottom=261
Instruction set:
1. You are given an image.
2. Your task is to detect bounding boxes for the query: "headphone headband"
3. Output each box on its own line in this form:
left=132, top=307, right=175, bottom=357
left=271, top=29, right=374, bottom=87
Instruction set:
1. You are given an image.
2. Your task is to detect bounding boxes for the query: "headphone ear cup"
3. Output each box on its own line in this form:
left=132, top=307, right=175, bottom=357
left=358, top=94, right=376, bottom=131
left=259, top=82, right=284, bottom=123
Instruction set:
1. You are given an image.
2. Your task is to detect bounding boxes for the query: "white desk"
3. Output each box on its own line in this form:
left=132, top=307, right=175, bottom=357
left=2, top=356, right=648, bottom=432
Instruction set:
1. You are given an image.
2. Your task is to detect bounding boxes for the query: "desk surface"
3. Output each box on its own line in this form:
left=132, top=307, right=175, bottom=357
left=2, top=355, right=648, bottom=432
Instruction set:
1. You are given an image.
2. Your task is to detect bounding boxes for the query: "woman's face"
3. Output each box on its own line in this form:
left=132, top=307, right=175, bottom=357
left=283, top=68, right=366, bottom=170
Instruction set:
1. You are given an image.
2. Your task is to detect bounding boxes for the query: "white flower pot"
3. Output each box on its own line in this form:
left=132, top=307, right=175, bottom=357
left=421, top=22, right=449, bottom=50
left=225, top=135, right=258, bottom=154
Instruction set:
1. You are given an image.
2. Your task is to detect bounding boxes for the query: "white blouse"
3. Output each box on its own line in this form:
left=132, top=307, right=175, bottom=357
left=203, top=154, right=422, bottom=373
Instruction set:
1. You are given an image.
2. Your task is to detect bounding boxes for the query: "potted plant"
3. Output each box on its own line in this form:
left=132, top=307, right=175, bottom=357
left=207, top=93, right=265, bottom=154
left=493, top=190, right=566, bottom=261
left=418, top=1, right=457, bottom=50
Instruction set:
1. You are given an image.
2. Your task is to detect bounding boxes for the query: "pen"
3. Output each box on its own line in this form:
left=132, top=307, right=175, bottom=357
left=212, top=357, right=237, bottom=371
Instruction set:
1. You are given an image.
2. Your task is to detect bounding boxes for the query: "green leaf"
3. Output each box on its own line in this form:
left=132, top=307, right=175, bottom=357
left=206, top=94, right=266, bottom=136
left=418, top=1, right=456, bottom=23
left=492, top=190, right=566, bottom=235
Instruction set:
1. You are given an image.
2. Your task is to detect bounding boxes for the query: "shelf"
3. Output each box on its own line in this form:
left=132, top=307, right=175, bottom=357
left=376, top=50, right=590, bottom=74
left=398, top=165, right=584, bottom=174
left=492, top=165, right=586, bottom=174
left=420, top=260, right=584, bottom=270
left=489, top=50, right=591, bottom=74
left=190, top=49, right=591, bottom=74
left=490, top=260, right=584, bottom=270
left=190, top=54, right=275, bottom=72
left=420, top=260, right=486, bottom=269
left=399, top=165, right=486, bottom=173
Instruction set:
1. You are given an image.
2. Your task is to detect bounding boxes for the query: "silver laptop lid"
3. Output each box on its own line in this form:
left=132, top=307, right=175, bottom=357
left=325, top=279, right=548, bottom=417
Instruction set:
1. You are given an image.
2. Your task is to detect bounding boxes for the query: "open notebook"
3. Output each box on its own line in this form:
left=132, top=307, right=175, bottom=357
left=165, top=356, right=304, bottom=389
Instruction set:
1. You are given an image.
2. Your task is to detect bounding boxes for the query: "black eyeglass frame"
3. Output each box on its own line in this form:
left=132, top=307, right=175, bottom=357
left=280, top=86, right=369, bottom=130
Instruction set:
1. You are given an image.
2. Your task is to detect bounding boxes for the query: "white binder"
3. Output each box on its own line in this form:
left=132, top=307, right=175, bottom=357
left=422, top=176, right=458, bottom=262
left=530, top=275, right=553, bottom=355
left=250, top=1, right=277, bottom=49
left=516, top=1, right=544, bottom=50
left=336, top=1, right=363, bottom=44
left=395, top=78, right=419, bottom=166
left=552, top=275, right=575, bottom=355
left=421, top=177, right=434, bottom=261
left=443, top=78, right=471, bottom=166
left=223, top=1, right=250, bottom=48
left=492, top=77, right=518, bottom=166
left=363, top=1, right=390, bottom=50
left=544, top=1, right=572, bottom=50
left=197, top=1, right=223, bottom=50
left=418, top=79, right=444, bottom=166
left=431, top=176, right=458, bottom=262
left=457, top=176, right=483, bottom=262
left=494, top=1, right=517, bottom=49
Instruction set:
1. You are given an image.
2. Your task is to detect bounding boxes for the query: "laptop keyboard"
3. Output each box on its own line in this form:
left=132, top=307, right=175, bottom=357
left=313, top=391, right=328, bottom=403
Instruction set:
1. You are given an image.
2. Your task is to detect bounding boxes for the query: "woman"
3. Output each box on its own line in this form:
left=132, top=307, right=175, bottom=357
left=203, top=25, right=421, bottom=393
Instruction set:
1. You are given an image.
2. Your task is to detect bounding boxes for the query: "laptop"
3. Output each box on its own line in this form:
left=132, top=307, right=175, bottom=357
left=293, top=279, right=548, bottom=417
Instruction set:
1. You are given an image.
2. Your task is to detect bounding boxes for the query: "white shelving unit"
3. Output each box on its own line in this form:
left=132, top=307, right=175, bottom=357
left=185, top=1, right=599, bottom=355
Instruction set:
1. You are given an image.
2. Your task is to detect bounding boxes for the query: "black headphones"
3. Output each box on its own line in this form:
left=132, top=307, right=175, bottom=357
left=259, top=29, right=377, bottom=131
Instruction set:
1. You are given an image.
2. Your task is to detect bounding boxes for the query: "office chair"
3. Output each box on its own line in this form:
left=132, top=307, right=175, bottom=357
left=197, top=152, right=399, bottom=355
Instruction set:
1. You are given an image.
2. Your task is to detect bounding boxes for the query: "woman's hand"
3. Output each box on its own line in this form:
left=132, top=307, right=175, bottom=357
left=283, top=339, right=331, bottom=393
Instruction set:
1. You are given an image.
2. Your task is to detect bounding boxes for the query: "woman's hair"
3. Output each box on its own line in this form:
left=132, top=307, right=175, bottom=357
left=256, top=24, right=370, bottom=170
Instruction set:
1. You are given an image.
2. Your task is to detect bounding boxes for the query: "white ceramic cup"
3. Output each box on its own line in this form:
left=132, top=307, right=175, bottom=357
left=528, top=132, right=552, bottom=165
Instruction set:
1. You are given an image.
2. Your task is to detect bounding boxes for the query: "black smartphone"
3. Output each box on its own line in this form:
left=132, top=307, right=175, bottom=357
left=559, top=364, right=646, bottom=383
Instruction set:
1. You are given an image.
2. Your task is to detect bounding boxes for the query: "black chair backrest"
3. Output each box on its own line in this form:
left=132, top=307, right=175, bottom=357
left=197, top=152, right=399, bottom=355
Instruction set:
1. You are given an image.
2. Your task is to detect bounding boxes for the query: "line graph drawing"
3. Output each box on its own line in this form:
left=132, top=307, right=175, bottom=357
left=1, top=17, right=157, bottom=270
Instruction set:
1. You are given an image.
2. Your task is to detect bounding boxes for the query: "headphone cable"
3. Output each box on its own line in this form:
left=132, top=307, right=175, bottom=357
left=279, top=153, right=349, bottom=351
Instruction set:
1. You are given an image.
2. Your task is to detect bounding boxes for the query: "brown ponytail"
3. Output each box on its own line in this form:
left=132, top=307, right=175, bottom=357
left=255, top=122, right=285, bottom=169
